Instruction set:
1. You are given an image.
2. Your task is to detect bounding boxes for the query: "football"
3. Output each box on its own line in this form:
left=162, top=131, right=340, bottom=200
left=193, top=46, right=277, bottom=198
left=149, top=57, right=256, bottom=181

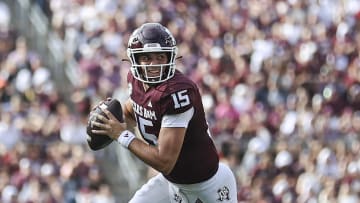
left=86, top=99, right=124, bottom=150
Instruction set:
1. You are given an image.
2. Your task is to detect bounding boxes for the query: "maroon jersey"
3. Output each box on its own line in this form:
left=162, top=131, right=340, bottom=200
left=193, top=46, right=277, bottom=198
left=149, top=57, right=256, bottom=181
left=127, top=70, right=219, bottom=184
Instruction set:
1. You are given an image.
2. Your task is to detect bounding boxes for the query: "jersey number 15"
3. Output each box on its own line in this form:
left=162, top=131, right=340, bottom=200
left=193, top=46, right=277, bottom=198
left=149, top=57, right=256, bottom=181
left=171, top=90, right=190, bottom=109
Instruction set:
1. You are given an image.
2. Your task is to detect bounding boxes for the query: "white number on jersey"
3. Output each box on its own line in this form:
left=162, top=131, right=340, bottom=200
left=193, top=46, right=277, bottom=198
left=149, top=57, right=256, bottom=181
left=171, top=90, right=190, bottom=109
left=138, top=117, right=158, bottom=145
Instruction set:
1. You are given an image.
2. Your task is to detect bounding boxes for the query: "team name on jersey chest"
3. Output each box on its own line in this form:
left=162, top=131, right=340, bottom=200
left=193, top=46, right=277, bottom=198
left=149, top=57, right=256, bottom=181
left=132, top=101, right=157, bottom=120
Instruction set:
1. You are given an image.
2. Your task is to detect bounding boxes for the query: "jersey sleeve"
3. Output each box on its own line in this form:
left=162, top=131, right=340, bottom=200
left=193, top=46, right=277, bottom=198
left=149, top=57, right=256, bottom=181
left=161, top=107, right=194, bottom=128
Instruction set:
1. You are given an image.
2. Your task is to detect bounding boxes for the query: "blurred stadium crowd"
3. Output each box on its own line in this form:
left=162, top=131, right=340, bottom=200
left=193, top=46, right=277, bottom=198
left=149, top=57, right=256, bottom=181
left=1, top=0, right=360, bottom=202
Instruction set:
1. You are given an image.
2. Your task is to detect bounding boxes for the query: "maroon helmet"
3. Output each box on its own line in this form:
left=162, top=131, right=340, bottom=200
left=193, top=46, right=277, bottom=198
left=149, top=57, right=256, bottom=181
left=127, top=23, right=178, bottom=84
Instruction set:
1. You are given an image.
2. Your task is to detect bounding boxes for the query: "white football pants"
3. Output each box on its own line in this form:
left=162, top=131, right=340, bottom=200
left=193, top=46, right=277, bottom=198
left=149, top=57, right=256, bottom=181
left=128, top=163, right=238, bottom=203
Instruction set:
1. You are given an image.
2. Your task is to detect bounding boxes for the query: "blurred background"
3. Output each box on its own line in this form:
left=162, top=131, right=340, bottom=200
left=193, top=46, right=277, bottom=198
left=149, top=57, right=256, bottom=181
left=1, top=0, right=360, bottom=202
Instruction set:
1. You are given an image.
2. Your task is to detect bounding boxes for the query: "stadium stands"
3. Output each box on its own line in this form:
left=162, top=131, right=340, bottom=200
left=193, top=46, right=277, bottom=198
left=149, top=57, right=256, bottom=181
left=1, top=0, right=360, bottom=202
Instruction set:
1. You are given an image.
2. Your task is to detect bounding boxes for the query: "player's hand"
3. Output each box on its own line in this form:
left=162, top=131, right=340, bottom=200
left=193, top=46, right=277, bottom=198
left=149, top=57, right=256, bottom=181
left=91, top=109, right=127, bottom=140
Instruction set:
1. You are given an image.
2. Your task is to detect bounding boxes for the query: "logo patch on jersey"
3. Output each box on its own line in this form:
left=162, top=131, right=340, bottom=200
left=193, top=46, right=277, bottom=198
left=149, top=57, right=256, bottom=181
left=132, top=101, right=157, bottom=120
left=217, top=186, right=230, bottom=201
left=147, top=101, right=152, bottom=108
left=173, top=193, right=183, bottom=203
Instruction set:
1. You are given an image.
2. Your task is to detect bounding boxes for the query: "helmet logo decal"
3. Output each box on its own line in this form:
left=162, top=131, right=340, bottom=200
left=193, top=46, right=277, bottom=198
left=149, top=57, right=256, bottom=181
left=144, top=43, right=161, bottom=48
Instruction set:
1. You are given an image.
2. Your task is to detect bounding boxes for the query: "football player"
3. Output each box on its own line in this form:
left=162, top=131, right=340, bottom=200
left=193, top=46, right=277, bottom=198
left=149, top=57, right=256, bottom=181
left=91, top=23, right=238, bottom=203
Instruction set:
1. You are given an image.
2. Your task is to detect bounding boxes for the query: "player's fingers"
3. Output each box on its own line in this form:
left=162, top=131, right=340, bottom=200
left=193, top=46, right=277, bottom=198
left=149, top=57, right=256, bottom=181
left=102, top=109, right=116, bottom=121
left=92, top=120, right=111, bottom=130
left=94, top=113, right=108, bottom=123
left=91, top=129, right=109, bottom=135
left=89, top=111, right=97, bottom=120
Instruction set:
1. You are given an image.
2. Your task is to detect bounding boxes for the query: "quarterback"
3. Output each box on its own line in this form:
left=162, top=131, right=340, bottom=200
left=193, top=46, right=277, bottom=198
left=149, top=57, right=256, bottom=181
left=91, top=23, right=238, bottom=203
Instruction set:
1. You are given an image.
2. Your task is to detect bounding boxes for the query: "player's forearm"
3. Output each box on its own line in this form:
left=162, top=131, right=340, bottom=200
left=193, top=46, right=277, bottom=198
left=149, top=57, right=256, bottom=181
left=127, top=139, right=175, bottom=175
left=123, top=99, right=136, bottom=131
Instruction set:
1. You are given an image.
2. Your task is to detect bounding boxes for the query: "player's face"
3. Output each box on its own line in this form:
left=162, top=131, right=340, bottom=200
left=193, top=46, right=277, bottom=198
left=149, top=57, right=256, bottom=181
left=137, top=52, right=169, bottom=79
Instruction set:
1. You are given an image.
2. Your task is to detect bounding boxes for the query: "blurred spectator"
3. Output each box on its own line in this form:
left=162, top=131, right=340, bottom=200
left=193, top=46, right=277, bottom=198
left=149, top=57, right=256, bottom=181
left=0, top=2, right=116, bottom=201
left=46, top=0, right=360, bottom=201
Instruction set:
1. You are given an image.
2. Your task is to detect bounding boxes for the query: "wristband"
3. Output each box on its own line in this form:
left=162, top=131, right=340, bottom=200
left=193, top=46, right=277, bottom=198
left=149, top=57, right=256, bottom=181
left=117, top=130, right=136, bottom=148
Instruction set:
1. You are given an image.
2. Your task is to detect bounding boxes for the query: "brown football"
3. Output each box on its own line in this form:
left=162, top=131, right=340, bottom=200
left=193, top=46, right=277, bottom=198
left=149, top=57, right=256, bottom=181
left=86, top=99, right=123, bottom=150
